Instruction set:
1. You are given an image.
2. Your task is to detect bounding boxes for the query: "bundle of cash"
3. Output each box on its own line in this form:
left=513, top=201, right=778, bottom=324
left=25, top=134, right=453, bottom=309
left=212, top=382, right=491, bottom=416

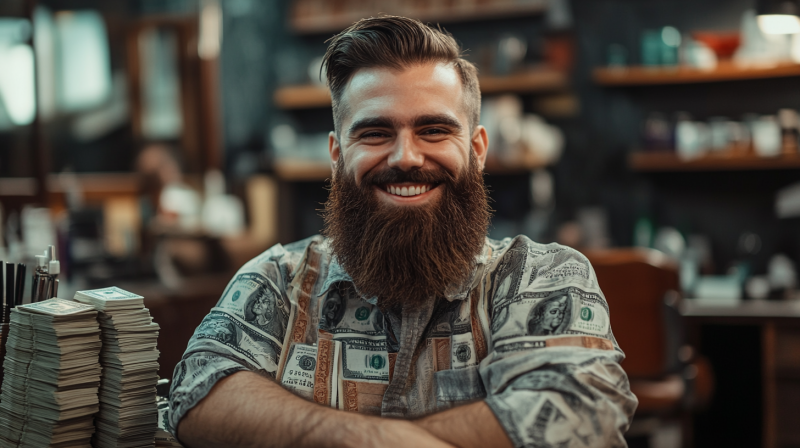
left=0, top=298, right=102, bottom=447
left=74, top=287, right=161, bottom=447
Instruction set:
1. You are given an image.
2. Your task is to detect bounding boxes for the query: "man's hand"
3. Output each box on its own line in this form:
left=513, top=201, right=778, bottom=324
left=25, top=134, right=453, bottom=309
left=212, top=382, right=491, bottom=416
left=415, top=401, right=514, bottom=448
left=177, top=371, right=454, bottom=448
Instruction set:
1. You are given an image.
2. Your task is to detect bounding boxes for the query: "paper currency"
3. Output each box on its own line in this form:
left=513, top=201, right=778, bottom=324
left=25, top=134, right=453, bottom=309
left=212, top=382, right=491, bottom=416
left=0, top=298, right=101, bottom=447
left=74, top=286, right=144, bottom=311
left=312, top=338, right=340, bottom=407
left=450, top=332, right=477, bottom=370
left=337, top=335, right=390, bottom=383
left=216, top=272, right=290, bottom=345
left=280, top=343, right=318, bottom=399
left=74, top=287, right=161, bottom=447
left=492, top=287, right=612, bottom=343
left=319, top=287, right=384, bottom=336
left=193, top=310, right=283, bottom=373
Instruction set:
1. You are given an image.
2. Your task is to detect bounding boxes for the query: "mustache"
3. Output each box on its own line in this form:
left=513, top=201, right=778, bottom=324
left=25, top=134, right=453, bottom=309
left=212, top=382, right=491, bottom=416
left=361, top=167, right=455, bottom=187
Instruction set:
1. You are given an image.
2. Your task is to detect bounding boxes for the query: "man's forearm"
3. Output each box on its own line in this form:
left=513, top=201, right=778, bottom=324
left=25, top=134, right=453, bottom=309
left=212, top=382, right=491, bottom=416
left=415, top=401, right=514, bottom=448
left=177, top=371, right=456, bottom=448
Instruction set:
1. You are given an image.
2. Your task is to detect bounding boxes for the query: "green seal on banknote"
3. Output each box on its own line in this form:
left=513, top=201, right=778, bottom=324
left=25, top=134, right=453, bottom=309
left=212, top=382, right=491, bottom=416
left=354, top=307, right=370, bottom=321
left=580, top=307, right=593, bottom=321
left=368, top=354, right=386, bottom=370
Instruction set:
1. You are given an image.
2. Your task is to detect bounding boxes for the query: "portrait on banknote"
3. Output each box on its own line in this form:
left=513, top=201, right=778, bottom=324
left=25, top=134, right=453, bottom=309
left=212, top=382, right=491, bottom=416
left=244, top=287, right=277, bottom=329
left=527, top=293, right=572, bottom=336
left=491, top=246, right=527, bottom=304
left=319, top=288, right=346, bottom=331
left=197, top=315, right=240, bottom=345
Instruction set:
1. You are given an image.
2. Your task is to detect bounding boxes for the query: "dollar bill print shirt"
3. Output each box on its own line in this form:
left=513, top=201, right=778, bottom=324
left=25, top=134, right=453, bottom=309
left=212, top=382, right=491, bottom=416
left=169, top=235, right=638, bottom=447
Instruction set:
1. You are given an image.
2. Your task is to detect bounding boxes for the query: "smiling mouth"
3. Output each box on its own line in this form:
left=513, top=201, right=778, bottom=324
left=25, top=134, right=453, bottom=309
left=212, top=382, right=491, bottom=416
left=381, top=183, right=439, bottom=197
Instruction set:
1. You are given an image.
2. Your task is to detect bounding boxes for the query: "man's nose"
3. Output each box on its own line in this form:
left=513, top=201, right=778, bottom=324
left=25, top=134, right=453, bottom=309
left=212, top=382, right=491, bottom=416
left=387, top=132, right=424, bottom=171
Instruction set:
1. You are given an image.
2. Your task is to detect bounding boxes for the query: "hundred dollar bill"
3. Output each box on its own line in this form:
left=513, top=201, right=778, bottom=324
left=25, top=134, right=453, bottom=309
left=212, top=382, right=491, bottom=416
left=336, top=335, right=389, bottom=383
left=491, top=287, right=611, bottom=343
left=319, top=287, right=384, bottom=336
left=20, top=298, right=96, bottom=316
left=450, top=332, right=477, bottom=370
left=337, top=332, right=388, bottom=415
left=191, top=310, right=282, bottom=373
left=567, top=290, right=610, bottom=336
left=280, top=343, right=318, bottom=399
left=312, top=338, right=340, bottom=407
left=73, top=287, right=144, bottom=311
left=216, top=272, right=290, bottom=345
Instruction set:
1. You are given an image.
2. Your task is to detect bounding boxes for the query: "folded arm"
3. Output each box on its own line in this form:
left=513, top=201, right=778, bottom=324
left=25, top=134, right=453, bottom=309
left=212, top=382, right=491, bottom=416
left=176, top=369, right=455, bottom=448
left=416, top=401, right=513, bottom=448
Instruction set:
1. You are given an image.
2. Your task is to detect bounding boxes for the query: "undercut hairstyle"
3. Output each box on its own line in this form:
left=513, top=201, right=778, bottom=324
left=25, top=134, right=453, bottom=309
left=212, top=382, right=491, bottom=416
left=322, top=16, right=481, bottom=136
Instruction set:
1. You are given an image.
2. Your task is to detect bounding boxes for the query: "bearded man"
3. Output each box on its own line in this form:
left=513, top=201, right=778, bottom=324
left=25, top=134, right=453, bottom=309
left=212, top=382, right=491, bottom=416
left=169, top=16, right=637, bottom=448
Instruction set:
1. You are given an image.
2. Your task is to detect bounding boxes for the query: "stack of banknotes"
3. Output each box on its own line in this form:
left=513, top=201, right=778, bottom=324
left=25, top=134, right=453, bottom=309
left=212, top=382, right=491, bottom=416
left=0, top=298, right=103, bottom=447
left=74, top=286, right=161, bottom=447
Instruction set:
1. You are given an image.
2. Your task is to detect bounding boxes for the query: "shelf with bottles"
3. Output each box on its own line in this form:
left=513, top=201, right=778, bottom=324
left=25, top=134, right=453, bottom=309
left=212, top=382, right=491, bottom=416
left=594, top=61, right=800, bottom=87
left=289, top=0, right=548, bottom=34
left=632, top=107, right=800, bottom=172
left=273, top=68, right=570, bottom=110
left=594, top=9, right=800, bottom=88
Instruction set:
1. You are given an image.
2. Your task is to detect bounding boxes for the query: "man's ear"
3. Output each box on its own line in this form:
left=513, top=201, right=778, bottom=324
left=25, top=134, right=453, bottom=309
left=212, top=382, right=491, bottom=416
left=329, top=131, right=340, bottom=176
left=472, top=125, right=489, bottom=169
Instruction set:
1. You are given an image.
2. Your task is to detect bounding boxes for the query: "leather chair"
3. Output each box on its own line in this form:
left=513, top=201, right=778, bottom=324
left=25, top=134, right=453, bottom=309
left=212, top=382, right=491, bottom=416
left=583, top=248, right=714, bottom=446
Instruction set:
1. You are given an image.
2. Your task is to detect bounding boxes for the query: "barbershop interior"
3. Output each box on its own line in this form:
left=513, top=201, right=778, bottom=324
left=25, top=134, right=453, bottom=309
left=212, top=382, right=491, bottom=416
left=2, top=0, right=800, bottom=446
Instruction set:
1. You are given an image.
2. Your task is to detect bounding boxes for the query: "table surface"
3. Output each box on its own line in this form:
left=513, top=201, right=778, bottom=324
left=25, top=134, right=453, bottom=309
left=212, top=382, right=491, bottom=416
left=681, top=298, right=800, bottom=319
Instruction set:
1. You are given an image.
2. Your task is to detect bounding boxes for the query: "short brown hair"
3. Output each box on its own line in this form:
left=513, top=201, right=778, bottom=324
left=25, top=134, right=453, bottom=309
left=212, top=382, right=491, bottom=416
left=323, top=16, right=480, bottom=136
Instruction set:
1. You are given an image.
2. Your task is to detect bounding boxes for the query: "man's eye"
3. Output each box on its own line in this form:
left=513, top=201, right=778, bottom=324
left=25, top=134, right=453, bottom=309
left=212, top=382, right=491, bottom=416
left=421, top=128, right=448, bottom=136
left=361, top=131, right=389, bottom=138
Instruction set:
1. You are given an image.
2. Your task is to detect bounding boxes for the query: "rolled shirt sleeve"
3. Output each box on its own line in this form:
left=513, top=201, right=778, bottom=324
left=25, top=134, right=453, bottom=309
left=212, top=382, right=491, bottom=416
left=168, top=242, right=300, bottom=433
left=479, top=239, right=638, bottom=447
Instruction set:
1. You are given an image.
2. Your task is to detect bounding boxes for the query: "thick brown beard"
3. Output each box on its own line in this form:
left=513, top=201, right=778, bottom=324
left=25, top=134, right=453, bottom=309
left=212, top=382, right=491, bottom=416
left=322, top=153, right=491, bottom=311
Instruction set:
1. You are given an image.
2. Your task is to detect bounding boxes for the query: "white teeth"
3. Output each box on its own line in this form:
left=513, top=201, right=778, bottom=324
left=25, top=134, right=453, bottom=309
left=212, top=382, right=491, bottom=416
left=386, top=185, right=432, bottom=196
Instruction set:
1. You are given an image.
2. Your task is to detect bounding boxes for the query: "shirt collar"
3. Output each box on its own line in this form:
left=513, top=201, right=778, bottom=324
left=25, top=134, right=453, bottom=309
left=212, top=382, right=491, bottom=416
left=317, top=238, right=492, bottom=303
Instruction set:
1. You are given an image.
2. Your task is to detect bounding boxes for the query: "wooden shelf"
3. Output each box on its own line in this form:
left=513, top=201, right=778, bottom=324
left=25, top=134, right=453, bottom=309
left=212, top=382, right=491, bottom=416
left=274, top=159, right=333, bottom=181
left=0, top=173, right=140, bottom=197
left=274, top=84, right=332, bottom=109
left=274, top=69, right=568, bottom=109
left=290, top=1, right=547, bottom=34
left=629, top=151, right=800, bottom=172
left=480, top=69, right=568, bottom=94
left=594, top=61, right=800, bottom=86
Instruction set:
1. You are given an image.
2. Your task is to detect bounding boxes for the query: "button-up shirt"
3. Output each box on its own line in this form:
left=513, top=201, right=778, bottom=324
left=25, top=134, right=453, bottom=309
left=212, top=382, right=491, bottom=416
left=169, top=235, right=637, bottom=447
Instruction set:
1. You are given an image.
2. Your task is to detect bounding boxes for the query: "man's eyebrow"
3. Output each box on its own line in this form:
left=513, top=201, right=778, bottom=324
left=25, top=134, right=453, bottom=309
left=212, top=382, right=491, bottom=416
left=347, top=117, right=398, bottom=136
left=413, top=114, right=463, bottom=132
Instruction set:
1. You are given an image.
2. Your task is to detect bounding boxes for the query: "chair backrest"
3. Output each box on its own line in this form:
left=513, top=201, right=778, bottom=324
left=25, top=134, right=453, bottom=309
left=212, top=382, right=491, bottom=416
left=583, top=248, right=680, bottom=379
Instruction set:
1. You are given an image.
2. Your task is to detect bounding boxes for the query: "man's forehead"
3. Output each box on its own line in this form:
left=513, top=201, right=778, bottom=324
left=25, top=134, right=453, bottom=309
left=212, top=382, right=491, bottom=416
left=339, top=62, right=467, bottom=130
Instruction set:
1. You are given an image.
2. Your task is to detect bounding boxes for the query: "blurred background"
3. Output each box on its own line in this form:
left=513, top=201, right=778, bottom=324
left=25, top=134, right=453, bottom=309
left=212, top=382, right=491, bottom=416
left=2, top=0, right=800, bottom=446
